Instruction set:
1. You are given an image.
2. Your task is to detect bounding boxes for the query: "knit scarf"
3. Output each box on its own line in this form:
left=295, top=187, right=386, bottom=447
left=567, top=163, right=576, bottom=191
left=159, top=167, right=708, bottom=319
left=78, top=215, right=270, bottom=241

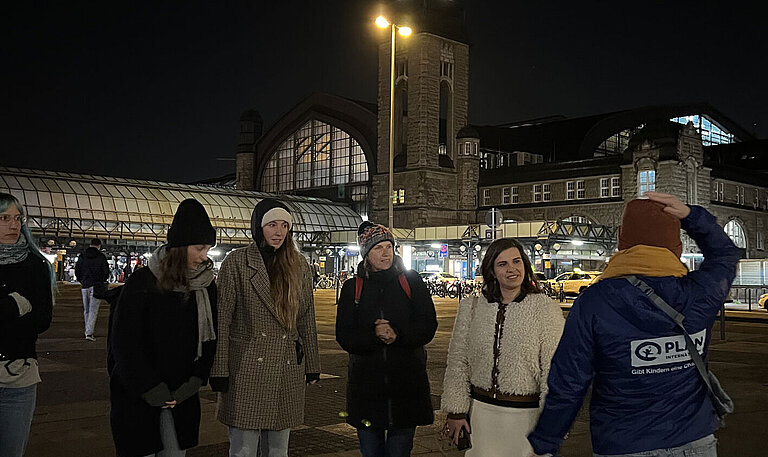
left=148, top=245, right=216, bottom=360
left=598, top=245, right=688, bottom=281
left=0, top=236, right=29, bottom=265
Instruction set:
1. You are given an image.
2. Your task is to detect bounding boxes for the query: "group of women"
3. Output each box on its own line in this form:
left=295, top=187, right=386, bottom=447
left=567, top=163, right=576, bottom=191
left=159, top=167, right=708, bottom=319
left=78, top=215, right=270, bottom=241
left=1, top=189, right=565, bottom=457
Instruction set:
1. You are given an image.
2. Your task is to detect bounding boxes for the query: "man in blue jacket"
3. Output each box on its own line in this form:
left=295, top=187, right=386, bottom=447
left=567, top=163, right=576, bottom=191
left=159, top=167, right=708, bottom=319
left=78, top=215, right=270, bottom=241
left=528, top=192, right=740, bottom=457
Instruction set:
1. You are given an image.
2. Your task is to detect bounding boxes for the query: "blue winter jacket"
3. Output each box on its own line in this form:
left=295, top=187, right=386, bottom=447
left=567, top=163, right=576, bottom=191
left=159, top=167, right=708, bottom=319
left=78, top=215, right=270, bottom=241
left=528, top=206, right=740, bottom=455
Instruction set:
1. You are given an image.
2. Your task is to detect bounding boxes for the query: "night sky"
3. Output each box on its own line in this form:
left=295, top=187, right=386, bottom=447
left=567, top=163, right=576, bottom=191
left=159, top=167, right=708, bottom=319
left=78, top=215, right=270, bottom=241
left=3, top=1, right=766, bottom=183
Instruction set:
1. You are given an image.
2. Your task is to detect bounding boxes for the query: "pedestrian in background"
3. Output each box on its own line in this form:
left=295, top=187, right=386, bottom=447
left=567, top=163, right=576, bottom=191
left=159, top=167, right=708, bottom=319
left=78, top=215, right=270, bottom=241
left=528, top=192, right=741, bottom=457
left=75, top=238, right=109, bottom=341
left=442, top=237, right=564, bottom=457
left=109, top=199, right=218, bottom=457
left=336, top=221, right=438, bottom=457
left=0, top=192, right=55, bottom=457
left=211, top=198, right=320, bottom=457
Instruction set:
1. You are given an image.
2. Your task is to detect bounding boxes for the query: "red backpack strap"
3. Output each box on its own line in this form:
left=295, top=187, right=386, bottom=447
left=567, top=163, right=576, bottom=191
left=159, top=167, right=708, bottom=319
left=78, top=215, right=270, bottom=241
left=355, top=276, right=364, bottom=304
left=398, top=273, right=412, bottom=300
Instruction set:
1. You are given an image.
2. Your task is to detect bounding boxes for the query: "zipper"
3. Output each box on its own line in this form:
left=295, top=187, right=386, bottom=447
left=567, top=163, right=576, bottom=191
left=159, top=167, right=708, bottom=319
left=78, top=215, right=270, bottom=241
left=380, top=299, right=393, bottom=427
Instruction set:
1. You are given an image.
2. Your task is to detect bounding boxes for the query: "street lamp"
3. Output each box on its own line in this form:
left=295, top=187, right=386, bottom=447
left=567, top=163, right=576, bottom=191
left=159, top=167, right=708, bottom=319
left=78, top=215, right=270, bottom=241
left=376, top=15, right=411, bottom=231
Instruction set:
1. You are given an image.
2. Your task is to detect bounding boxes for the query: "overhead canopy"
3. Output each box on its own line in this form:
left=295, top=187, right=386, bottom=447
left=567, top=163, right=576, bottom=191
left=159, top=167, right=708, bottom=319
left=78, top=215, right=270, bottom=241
left=0, top=167, right=361, bottom=245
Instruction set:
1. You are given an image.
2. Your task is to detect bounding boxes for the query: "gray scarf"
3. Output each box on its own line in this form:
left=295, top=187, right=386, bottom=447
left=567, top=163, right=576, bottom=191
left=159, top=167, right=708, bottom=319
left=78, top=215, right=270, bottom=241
left=0, top=236, right=29, bottom=265
left=148, top=245, right=216, bottom=360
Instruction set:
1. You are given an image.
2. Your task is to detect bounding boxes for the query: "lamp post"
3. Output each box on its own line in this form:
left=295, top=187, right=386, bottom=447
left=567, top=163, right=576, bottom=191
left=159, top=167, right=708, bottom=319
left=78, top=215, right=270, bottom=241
left=376, top=16, right=411, bottom=231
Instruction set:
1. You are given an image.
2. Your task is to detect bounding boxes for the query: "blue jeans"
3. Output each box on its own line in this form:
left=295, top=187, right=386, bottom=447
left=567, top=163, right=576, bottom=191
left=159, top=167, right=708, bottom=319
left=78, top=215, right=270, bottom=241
left=228, top=427, right=290, bottom=457
left=594, top=434, right=717, bottom=457
left=142, top=409, right=186, bottom=457
left=0, top=384, right=37, bottom=457
left=81, top=286, right=101, bottom=336
left=357, top=427, right=416, bottom=457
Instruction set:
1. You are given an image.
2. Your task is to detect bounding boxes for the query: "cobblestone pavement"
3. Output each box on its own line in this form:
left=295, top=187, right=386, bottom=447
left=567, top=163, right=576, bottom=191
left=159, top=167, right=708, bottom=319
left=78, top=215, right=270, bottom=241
left=23, top=285, right=768, bottom=456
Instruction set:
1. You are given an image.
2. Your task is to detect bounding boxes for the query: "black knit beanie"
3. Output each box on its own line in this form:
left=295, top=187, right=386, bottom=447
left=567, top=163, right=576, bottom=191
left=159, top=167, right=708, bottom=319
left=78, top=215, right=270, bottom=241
left=251, top=198, right=292, bottom=244
left=167, top=199, right=217, bottom=247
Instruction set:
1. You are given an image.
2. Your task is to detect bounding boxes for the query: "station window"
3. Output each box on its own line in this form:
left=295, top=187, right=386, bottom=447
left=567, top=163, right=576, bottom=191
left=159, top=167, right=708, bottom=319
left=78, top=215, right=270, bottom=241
left=600, top=178, right=610, bottom=198
left=566, top=181, right=575, bottom=200
left=502, top=187, right=511, bottom=204
left=713, top=182, right=724, bottom=202
left=483, top=189, right=491, bottom=206
left=758, top=231, right=764, bottom=251
left=638, top=170, right=655, bottom=197
left=511, top=186, right=518, bottom=204
left=736, top=186, right=745, bottom=205
left=533, top=184, right=542, bottom=203
left=393, top=188, right=405, bottom=205
left=577, top=180, right=586, bottom=199
left=543, top=184, right=551, bottom=202
left=611, top=176, right=621, bottom=197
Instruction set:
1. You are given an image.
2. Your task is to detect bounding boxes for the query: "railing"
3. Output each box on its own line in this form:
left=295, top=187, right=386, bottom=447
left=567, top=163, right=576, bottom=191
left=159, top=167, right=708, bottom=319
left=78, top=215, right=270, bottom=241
left=729, top=285, right=768, bottom=311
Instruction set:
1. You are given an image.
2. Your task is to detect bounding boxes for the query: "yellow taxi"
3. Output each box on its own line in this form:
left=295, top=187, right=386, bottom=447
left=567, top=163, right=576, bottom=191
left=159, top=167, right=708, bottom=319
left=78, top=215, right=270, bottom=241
left=759, top=293, right=768, bottom=310
left=555, top=269, right=602, bottom=297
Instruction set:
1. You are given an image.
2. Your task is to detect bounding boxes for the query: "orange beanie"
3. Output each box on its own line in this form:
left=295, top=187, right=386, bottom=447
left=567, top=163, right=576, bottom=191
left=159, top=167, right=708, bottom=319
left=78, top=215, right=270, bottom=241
left=618, top=199, right=682, bottom=257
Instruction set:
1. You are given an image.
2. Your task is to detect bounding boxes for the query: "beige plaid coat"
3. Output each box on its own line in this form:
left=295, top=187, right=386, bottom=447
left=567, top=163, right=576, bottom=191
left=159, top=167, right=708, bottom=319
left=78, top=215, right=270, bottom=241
left=211, top=244, right=320, bottom=430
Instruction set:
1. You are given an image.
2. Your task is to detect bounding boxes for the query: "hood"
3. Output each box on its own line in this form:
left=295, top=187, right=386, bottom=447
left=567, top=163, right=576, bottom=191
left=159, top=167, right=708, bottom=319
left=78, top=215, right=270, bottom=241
left=84, top=246, right=101, bottom=258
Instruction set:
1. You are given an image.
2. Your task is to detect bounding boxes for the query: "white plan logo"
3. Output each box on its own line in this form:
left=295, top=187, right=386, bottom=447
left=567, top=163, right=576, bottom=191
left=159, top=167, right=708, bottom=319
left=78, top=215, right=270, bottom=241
left=630, top=329, right=706, bottom=368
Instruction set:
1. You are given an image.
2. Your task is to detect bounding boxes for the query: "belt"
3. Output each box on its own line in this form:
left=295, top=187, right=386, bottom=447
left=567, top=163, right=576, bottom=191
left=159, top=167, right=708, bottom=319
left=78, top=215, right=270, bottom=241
left=470, top=385, right=540, bottom=408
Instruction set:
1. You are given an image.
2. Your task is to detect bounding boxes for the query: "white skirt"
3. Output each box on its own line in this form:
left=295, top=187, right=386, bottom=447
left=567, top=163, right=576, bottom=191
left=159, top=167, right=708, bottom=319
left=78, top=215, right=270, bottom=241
left=465, top=399, right=541, bottom=457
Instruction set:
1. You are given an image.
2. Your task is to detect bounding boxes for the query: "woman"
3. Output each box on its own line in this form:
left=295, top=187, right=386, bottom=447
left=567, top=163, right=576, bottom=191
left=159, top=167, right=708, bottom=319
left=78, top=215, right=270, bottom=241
left=441, top=237, right=564, bottom=457
left=210, top=198, right=320, bottom=457
left=0, top=193, right=55, bottom=457
left=109, top=199, right=218, bottom=457
left=336, top=221, right=438, bottom=457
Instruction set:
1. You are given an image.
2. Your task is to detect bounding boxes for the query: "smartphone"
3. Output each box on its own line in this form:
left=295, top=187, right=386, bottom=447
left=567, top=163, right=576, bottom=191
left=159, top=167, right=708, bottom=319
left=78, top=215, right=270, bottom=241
left=456, top=429, right=471, bottom=450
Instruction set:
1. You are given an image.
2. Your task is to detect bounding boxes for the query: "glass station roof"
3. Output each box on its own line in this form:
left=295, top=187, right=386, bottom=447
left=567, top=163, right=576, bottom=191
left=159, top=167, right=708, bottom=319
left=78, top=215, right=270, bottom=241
left=0, top=167, right=361, bottom=243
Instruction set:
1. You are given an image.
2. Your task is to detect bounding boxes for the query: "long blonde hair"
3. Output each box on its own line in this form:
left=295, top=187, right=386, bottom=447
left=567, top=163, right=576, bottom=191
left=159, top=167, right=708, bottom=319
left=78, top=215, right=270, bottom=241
left=265, top=231, right=304, bottom=329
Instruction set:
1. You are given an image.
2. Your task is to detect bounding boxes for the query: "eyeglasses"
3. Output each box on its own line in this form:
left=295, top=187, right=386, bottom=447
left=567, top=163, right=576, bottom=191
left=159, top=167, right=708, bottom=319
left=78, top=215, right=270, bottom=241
left=0, top=214, right=26, bottom=225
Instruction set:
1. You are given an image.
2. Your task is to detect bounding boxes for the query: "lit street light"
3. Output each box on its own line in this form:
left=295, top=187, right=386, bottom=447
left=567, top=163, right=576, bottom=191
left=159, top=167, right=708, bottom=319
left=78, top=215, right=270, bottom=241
left=376, top=15, right=411, bottom=231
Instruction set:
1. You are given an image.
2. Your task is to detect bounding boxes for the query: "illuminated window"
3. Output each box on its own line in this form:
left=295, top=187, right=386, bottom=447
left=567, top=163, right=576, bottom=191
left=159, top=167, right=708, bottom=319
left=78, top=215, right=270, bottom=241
left=261, top=120, right=368, bottom=192
left=724, top=220, right=746, bottom=248
left=638, top=170, right=655, bottom=197
left=671, top=115, right=735, bottom=146
left=393, top=188, right=405, bottom=205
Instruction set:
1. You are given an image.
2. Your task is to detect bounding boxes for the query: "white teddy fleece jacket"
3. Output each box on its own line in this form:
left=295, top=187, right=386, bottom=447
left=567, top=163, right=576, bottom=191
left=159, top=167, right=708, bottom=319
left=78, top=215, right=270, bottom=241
left=441, top=292, right=565, bottom=415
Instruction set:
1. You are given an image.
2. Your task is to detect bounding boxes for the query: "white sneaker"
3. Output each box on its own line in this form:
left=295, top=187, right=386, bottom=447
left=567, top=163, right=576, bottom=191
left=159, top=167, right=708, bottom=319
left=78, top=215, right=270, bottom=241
left=85, top=335, right=95, bottom=341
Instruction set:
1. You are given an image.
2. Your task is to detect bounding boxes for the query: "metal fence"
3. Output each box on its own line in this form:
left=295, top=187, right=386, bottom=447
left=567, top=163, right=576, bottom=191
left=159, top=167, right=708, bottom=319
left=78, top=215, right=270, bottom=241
left=729, top=285, right=768, bottom=311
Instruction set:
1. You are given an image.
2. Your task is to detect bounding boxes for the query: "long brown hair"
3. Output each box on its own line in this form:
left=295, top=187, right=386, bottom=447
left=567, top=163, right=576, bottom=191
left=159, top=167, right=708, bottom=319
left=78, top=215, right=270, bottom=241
left=481, top=238, right=541, bottom=303
left=264, top=231, right=304, bottom=329
left=157, top=246, right=189, bottom=293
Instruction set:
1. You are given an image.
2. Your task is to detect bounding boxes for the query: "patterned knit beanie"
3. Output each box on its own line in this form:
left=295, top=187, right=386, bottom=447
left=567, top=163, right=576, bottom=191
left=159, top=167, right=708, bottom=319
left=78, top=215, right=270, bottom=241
left=618, top=198, right=682, bottom=257
left=357, top=221, right=395, bottom=259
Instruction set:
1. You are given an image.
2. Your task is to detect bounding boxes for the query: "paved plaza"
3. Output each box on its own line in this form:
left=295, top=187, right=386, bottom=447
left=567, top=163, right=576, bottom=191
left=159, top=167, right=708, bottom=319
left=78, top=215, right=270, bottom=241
left=22, top=284, right=768, bottom=456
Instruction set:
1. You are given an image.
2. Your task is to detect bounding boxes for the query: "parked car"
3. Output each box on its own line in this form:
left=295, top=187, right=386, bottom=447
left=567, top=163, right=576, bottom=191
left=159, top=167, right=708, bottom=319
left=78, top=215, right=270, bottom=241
left=419, top=271, right=460, bottom=284
left=555, top=270, right=602, bottom=297
left=759, top=293, right=768, bottom=310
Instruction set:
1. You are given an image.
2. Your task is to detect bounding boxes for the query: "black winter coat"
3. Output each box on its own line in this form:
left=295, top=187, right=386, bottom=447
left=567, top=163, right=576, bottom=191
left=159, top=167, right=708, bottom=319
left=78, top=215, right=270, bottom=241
left=109, top=267, right=217, bottom=457
left=0, top=255, right=53, bottom=361
left=75, top=246, right=109, bottom=289
left=336, top=258, right=437, bottom=430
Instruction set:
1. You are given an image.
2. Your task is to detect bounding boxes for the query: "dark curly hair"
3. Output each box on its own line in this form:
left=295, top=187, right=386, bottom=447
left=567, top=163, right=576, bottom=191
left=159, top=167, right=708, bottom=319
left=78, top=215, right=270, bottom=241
left=481, top=238, right=541, bottom=303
